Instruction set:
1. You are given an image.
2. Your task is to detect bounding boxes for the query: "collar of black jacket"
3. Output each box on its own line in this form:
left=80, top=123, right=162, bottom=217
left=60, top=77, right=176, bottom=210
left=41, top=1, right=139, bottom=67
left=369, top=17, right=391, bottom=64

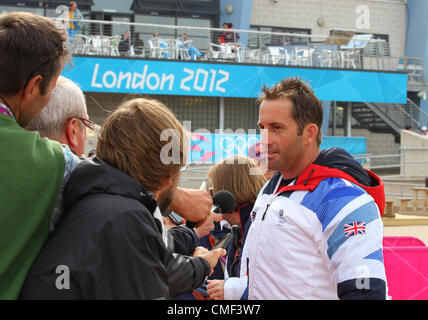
left=63, top=157, right=158, bottom=214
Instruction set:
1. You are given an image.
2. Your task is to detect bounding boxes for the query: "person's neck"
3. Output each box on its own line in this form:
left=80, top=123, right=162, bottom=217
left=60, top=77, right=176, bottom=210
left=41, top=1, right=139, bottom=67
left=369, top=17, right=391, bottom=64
left=280, top=147, right=320, bottom=180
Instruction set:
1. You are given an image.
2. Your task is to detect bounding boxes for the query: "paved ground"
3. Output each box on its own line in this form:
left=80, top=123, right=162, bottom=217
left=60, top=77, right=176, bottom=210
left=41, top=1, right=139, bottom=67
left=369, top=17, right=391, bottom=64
left=384, top=225, right=428, bottom=244
left=383, top=213, right=428, bottom=244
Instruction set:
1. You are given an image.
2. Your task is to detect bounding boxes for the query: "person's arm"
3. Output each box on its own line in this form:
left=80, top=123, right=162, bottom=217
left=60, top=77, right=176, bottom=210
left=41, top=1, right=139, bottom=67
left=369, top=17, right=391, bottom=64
left=167, top=253, right=210, bottom=297
left=316, top=185, right=387, bottom=300
left=169, top=187, right=212, bottom=223
left=167, top=247, right=226, bottom=297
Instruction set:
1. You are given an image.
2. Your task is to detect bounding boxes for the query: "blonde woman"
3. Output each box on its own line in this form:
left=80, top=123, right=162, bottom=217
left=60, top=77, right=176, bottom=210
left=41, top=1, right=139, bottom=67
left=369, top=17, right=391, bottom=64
left=204, top=155, right=266, bottom=300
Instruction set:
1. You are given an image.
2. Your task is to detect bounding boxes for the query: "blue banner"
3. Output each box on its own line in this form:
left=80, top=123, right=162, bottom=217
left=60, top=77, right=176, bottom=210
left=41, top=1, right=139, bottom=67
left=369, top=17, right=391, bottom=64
left=63, top=56, right=407, bottom=103
left=190, top=133, right=366, bottom=164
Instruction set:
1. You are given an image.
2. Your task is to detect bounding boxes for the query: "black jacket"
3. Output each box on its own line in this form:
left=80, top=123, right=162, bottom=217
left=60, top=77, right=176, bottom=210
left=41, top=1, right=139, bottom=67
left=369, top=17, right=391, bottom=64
left=19, top=158, right=209, bottom=299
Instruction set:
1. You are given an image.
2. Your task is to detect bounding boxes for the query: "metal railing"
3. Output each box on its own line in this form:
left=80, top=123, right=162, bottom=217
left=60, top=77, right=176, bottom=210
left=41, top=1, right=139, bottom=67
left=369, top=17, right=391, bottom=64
left=361, top=99, right=428, bottom=133
left=398, top=98, right=428, bottom=130
left=354, top=153, right=401, bottom=170
left=383, top=181, right=426, bottom=199
left=43, top=16, right=414, bottom=73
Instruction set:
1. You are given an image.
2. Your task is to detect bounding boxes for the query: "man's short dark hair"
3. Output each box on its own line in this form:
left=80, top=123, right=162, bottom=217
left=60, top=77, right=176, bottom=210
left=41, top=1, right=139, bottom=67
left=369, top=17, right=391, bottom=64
left=0, top=12, right=70, bottom=97
left=258, top=77, right=323, bottom=146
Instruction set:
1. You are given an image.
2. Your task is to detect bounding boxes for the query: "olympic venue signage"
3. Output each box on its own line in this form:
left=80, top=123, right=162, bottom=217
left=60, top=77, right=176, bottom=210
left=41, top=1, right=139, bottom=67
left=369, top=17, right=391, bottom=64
left=188, top=133, right=366, bottom=164
left=63, top=56, right=407, bottom=103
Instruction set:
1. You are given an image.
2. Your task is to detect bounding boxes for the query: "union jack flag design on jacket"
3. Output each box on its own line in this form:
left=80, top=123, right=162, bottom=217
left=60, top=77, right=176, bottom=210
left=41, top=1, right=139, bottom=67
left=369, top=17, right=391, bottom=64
left=344, top=221, right=366, bottom=238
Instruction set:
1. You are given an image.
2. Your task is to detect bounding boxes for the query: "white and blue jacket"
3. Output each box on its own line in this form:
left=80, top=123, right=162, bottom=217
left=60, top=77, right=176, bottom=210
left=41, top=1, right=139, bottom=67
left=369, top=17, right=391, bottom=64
left=241, top=148, right=387, bottom=300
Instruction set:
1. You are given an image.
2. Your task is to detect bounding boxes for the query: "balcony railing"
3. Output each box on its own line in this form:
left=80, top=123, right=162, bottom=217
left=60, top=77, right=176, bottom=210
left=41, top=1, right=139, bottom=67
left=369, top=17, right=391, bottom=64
left=53, top=17, right=412, bottom=72
left=1, top=13, right=421, bottom=77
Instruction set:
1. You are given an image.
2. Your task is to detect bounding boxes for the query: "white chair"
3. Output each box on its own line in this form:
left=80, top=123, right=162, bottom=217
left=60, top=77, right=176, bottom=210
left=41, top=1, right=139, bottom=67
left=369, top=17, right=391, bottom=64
left=148, top=38, right=169, bottom=59
left=164, top=39, right=177, bottom=59
left=338, top=34, right=373, bottom=69
left=318, top=50, right=334, bottom=68
left=108, top=35, right=121, bottom=56
left=245, top=49, right=261, bottom=63
left=225, top=43, right=244, bottom=62
left=340, top=50, right=357, bottom=68
left=176, top=39, right=192, bottom=60
left=209, top=43, right=226, bottom=60
left=71, top=34, right=90, bottom=54
left=85, top=35, right=103, bottom=55
left=129, top=45, right=145, bottom=57
left=407, top=64, right=425, bottom=82
left=292, top=47, right=314, bottom=66
left=264, top=46, right=288, bottom=65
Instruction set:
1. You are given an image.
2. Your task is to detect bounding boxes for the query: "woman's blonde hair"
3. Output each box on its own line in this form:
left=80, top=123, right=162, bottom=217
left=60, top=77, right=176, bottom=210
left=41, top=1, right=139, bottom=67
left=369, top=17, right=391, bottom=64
left=96, top=98, right=186, bottom=192
left=206, top=155, right=266, bottom=210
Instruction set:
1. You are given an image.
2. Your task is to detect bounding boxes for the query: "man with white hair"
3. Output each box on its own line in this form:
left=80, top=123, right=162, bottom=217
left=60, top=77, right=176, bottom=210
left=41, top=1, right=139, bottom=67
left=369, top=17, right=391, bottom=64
left=26, top=76, right=94, bottom=157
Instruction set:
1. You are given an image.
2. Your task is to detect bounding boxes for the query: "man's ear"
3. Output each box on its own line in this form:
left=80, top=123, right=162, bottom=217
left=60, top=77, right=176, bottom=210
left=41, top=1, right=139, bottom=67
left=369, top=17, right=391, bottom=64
left=65, top=118, right=80, bottom=151
left=22, top=75, right=43, bottom=102
left=303, top=123, right=319, bottom=145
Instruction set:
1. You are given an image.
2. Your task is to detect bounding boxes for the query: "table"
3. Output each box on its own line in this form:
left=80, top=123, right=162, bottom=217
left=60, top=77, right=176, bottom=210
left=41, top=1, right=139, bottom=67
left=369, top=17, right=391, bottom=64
left=411, top=187, right=428, bottom=211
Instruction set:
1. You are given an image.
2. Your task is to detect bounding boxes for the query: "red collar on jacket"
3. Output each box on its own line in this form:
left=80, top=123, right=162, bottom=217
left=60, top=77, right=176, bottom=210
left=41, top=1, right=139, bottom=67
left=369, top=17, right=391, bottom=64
left=275, top=163, right=385, bottom=216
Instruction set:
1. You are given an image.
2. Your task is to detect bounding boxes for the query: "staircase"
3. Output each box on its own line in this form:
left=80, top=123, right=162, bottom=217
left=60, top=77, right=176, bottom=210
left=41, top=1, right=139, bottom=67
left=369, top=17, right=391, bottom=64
left=352, top=103, right=401, bottom=141
left=351, top=99, right=428, bottom=142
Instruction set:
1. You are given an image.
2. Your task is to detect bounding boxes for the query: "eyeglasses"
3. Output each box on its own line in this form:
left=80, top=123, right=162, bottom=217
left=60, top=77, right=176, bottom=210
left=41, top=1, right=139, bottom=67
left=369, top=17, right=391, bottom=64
left=68, top=116, right=96, bottom=134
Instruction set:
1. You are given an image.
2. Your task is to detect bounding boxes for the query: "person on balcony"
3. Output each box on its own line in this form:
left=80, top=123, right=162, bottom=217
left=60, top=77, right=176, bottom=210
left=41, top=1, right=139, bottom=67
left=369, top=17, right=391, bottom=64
left=224, top=23, right=240, bottom=43
left=118, top=31, right=131, bottom=56
left=67, top=2, right=83, bottom=40
left=178, top=33, right=203, bottom=60
left=218, top=22, right=229, bottom=44
left=150, top=32, right=169, bottom=59
left=421, top=126, right=428, bottom=137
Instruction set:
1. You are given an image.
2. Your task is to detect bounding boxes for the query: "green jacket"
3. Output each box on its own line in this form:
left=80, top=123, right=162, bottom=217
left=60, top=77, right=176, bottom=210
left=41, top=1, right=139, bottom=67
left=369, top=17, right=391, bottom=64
left=0, top=114, right=65, bottom=299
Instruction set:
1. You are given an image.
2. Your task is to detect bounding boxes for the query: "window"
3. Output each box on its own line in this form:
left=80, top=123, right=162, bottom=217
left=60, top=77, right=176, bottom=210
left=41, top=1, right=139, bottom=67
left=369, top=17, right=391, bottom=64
left=134, top=14, right=176, bottom=43
left=112, top=16, right=131, bottom=38
left=248, top=26, right=311, bottom=49
left=134, top=14, right=212, bottom=50
left=177, top=17, right=211, bottom=50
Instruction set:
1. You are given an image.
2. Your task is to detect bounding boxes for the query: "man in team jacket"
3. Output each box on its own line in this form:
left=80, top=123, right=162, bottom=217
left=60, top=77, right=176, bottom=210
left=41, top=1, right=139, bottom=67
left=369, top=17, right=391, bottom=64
left=243, top=78, right=387, bottom=300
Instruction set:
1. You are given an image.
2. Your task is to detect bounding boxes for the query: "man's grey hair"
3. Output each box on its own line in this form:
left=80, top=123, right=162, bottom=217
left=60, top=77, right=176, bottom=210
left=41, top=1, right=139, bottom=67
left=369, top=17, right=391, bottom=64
left=26, top=76, right=87, bottom=139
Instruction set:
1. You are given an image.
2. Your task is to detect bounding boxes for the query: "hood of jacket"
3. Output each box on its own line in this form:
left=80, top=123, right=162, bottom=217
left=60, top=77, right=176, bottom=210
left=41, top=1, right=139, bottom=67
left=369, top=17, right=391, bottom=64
left=275, top=147, right=385, bottom=215
left=63, top=157, right=158, bottom=215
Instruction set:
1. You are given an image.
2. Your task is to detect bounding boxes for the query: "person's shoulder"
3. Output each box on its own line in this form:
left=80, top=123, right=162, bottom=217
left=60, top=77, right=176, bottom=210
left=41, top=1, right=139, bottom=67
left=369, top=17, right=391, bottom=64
left=318, top=176, right=366, bottom=194
left=64, top=193, right=159, bottom=244
left=301, top=177, right=369, bottom=221
left=22, top=130, right=65, bottom=165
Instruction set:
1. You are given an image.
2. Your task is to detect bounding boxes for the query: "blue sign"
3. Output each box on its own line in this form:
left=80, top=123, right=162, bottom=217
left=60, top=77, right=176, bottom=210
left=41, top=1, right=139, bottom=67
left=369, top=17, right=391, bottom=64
left=190, top=133, right=366, bottom=164
left=63, top=56, right=407, bottom=103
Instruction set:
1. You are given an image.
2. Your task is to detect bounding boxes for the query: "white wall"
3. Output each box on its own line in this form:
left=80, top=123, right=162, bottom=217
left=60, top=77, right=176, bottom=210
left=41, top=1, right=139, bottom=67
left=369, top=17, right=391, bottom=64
left=250, top=0, right=406, bottom=57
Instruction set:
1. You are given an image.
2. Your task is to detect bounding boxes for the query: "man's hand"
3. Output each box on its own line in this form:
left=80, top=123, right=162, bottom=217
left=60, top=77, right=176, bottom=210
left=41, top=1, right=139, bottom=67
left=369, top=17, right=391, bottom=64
left=169, top=187, right=212, bottom=224
left=193, top=246, right=226, bottom=272
left=207, top=280, right=225, bottom=300
left=194, top=212, right=222, bottom=238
